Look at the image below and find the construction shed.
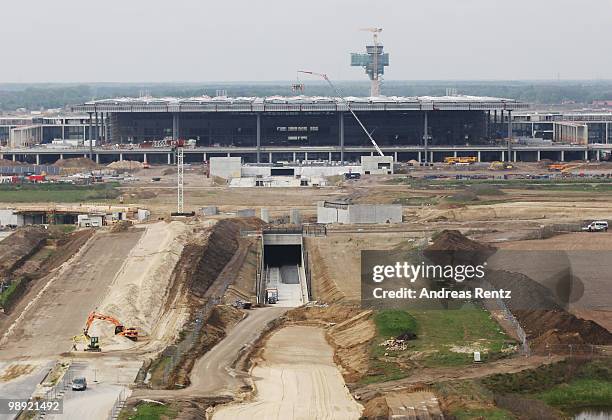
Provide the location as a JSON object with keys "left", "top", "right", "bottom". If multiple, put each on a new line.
{"left": 316, "top": 201, "right": 402, "bottom": 224}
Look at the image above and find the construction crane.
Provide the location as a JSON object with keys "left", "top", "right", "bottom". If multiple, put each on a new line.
{"left": 298, "top": 70, "right": 384, "bottom": 157}
{"left": 83, "top": 311, "right": 138, "bottom": 341}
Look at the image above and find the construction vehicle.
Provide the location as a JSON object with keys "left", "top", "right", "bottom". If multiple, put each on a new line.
{"left": 83, "top": 311, "right": 138, "bottom": 341}
{"left": 85, "top": 336, "right": 101, "bottom": 352}
{"left": 444, "top": 156, "right": 477, "bottom": 165}
{"left": 233, "top": 299, "right": 252, "bottom": 310}
{"left": 265, "top": 288, "right": 279, "bottom": 304}
{"left": 489, "top": 161, "right": 514, "bottom": 170}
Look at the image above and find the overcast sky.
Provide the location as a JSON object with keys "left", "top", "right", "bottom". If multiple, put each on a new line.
{"left": 1, "top": 0, "right": 611, "bottom": 82}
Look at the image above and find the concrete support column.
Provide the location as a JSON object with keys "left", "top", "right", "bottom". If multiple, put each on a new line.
{"left": 423, "top": 111, "right": 429, "bottom": 164}
{"left": 203, "top": 152, "right": 207, "bottom": 162}
{"left": 537, "top": 150, "right": 541, "bottom": 161}
{"left": 501, "top": 151, "right": 505, "bottom": 161}
{"left": 532, "top": 122, "right": 535, "bottom": 138}
{"left": 83, "top": 153, "right": 87, "bottom": 158}
{"left": 60, "top": 153, "right": 64, "bottom": 160}
{"left": 418, "top": 151, "right": 422, "bottom": 162}
{"left": 167, "top": 153, "right": 171, "bottom": 165}
{"left": 88, "top": 112, "right": 93, "bottom": 159}
{"left": 584, "top": 149, "right": 588, "bottom": 161}
{"left": 96, "top": 154, "right": 100, "bottom": 164}
{"left": 256, "top": 113, "right": 261, "bottom": 163}
{"left": 477, "top": 151, "right": 481, "bottom": 162}
{"left": 370, "top": 151, "right": 374, "bottom": 156}
{"left": 304, "top": 152, "right": 308, "bottom": 161}
{"left": 597, "top": 150, "right": 601, "bottom": 161}
{"left": 269, "top": 152, "right": 273, "bottom": 163}
{"left": 507, "top": 110, "right": 513, "bottom": 140}
{"left": 453, "top": 150, "right": 458, "bottom": 158}
{"left": 430, "top": 151, "right": 434, "bottom": 163}
{"left": 513, "top": 151, "right": 517, "bottom": 162}
{"left": 293, "top": 152, "right": 297, "bottom": 162}
{"left": 172, "top": 112, "right": 180, "bottom": 140}
{"left": 394, "top": 151, "right": 398, "bottom": 162}
{"left": 560, "top": 150, "right": 565, "bottom": 162}
{"left": 339, "top": 112, "right": 345, "bottom": 163}
{"left": 95, "top": 111, "right": 99, "bottom": 145}
{"left": 143, "top": 153, "right": 148, "bottom": 163}
{"left": 328, "top": 151, "right": 332, "bottom": 162}
{"left": 0, "top": 153, "right": 3, "bottom": 160}
{"left": 36, "top": 154, "right": 40, "bottom": 165}
{"left": 606, "top": 122, "right": 609, "bottom": 144}
{"left": 227, "top": 152, "right": 231, "bottom": 157}
{"left": 119, "top": 153, "right": 123, "bottom": 162}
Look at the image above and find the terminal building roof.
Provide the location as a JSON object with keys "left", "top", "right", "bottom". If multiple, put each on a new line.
{"left": 73, "top": 95, "right": 528, "bottom": 113}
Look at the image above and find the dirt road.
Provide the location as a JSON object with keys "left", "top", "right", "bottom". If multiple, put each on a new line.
{"left": 353, "top": 354, "right": 564, "bottom": 400}
{"left": 188, "top": 306, "right": 287, "bottom": 396}
{"left": 0, "top": 229, "right": 143, "bottom": 360}
{"left": 212, "top": 325, "right": 362, "bottom": 420}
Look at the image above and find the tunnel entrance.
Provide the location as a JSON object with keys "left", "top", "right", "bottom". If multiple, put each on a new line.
{"left": 264, "top": 244, "right": 302, "bottom": 267}
{"left": 260, "top": 234, "right": 307, "bottom": 307}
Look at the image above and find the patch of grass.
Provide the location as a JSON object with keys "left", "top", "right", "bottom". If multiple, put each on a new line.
{"left": 408, "top": 305, "right": 512, "bottom": 367}
{"left": 374, "top": 310, "right": 417, "bottom": 338}
{"left": 452, "top": 408, "right": 515, "bottom": 420}
{"left": 0, "top": 183, "right": 120, "bottom": 202}
{"left": 0, "top": 279, "right": 21, "bottom": 307}
{"left": 536, "top": 379, "right": 612, "bottom": 410}
{"left": 120, "top": 402, "right": 178, "bottom": 420}
{"left": 392, "top": 196, "right": 439, "bottom": 206}
{"left": 482, "top": 359, "right": 612, "bottom": 395}
{"left": 362, "top": 306, "right": 513, "bottom": 384}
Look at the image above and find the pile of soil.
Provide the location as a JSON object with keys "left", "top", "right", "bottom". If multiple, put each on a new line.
{"left": 0, "top": 159, "right": 25, "bottom": 166}
{"left": 107, "top": 160, "right": 144, "bottom": 170}
{"left": 427, "top": 230, "right": 496, "bottom": 253}
{"left": 110, "top": 220, "right": 132, "bottom": 233}
{"left": 54, "top": 157, "right": 98, "bottom": 169}
{"left": 0, "top": 226, "right": 50, "bottom": 277}
{"left": 516, "top": 309, "right": 612, "bottom": 346}
{"left": 424, "top": 230, "right": 496, "bottom": 265}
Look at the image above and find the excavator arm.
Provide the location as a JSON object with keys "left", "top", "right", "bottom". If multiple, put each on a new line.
{"left": 83, "top": 311, "right": 138, "bottom": 341}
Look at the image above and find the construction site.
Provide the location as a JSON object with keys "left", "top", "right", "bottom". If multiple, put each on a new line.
{"left": 0, "top": 20, "right": 611, "bottom": 420}
{"left": 0, "top": 129, "right": 611, "bottom": 420}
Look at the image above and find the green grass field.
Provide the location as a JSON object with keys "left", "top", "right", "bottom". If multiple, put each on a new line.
{"left": 0, "top": 183, "right": 120, "bottom": 202}
{"left": 387, "top": 176, "right": 612, "bottom": 191}
{"left": 362, "top": 305, "right": 513, "bottom": 384}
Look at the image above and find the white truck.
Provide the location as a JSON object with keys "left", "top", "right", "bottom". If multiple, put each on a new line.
{"left": 582, "top": 221, "right": 609, "bottom": 232}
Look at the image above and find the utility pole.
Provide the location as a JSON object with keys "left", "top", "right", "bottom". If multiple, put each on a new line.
{"left": 177, "top": 146, "right": 184, "bottom": 213}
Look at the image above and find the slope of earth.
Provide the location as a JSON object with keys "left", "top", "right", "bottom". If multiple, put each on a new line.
{"left": 0, "top": 228, "right": 144, "bottom": 360}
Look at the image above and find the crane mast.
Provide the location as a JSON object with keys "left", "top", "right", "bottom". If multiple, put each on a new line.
{"left": 298, "top": 70, "right": 384, "bottom": 157}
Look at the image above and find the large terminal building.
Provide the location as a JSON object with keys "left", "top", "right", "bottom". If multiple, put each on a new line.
{"left": 1, "top": 34, "right": 612, "bottom": 164}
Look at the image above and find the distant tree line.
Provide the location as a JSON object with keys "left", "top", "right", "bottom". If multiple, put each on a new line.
{"left": 1, "top": 81, "right": 612, "bottom": 111}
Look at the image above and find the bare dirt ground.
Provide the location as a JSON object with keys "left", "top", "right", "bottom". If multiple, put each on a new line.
{"left": 490, "top": 232, "right": 612, "bottom": 331}
{"left": 305, "top": 232, "right": 427, "bottom": 302}
{"left": 212, "top": 325, "right": 363, "bottom": 420}
{"left": 0, "top": 229, "right": 144, "bottom": 360}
